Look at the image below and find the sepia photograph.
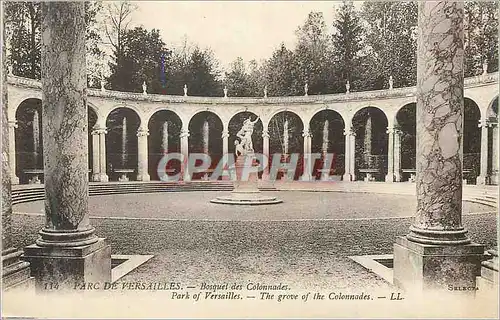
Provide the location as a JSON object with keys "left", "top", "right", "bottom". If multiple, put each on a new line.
{"left": 1, "top": 0, "right": 499, "bottom": 318}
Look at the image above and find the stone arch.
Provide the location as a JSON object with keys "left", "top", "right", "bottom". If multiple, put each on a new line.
{"left": 395, "top": 102, "right": 416, "bottom": 181}
{"left": 104, "top": 104, "right": 145, "bottom": 129}
{"left": 188, "top": 111, "right": 224, "bottom": 179}
{"left": 15, "top": 98, "right": 43, "bottom": 184}
{"left": 105, "top": 107, "right": 141, "bottom": 181}
{"left": 268, "top": 110, "right": 305, "bottom": 180}
{"left": 309, "top": 109, "right": 346, "bottom": 178}
{"left": 265, "top": 108, "right": 305, "bottom": 131}
{"left": 352, "top": 106, "right": 389, "bottom": 181}
{"left": 144, "top": 107, "right": 184, "bottom": 130}
{"left": 228, "top": 111, "right": 263, "bottom": 155}
{"left": 463, "top": 98, "right": 481, "bottom": 183}
{"left": 187, "top": 107, "right": 225, "bottom": 131}
{"left": 147, "top": 110, "right": 183, "bottom": 180}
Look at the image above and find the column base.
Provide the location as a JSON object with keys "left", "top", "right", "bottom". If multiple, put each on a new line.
{"left": 99, "top": 174, "right": 109, "bottom": 182}
{"left": 137, "top": 173, "right": 150, "bottom": 182}
{"left": 2, "top": 248, "right": 34, "bottom": 292}
{"left": 476, "top": 175, "right": 490, "bottom": 185}
{"left": 489, "top": 171, "right": 498, "bottom": 185}
{"left": 342, "top": 173, "right": 354, "bottom": 182}
{"left": 300, "top": 173, "right": 313, "bottom": 182}
{"left": 23, "top": 238, "right": 111, "bottom": 291}
{"left": 11, "top": 175, "right": 19, "bottom": 185}
{"left": 91, "top": 173, "right": 101, "bottom": 182}
{"left": 394, "top": 172, "right": 401, "bottom": 182}
{"left": 393, "top": 236, "right": 484, "bottom": 294}
{"left": 385, "top": 173, "right": 394, "bottom": 182}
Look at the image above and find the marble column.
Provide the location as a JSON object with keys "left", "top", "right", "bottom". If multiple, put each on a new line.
{"left": 301, "top": 128, "right": 312, "bottom": 181}
{"left": 180, "top": 128, "right": 190, "bottom": 181}
{"left": 343, "top": 125, "right": 356, "bottom": 181}
{"left": 262, "top": 128, "right": 270, "bottom": 180}
{"left": 2, "top": 20, "right": 32, "bottom": 290}
{"left": 221, "top": 129, "right": 229, "bottom": 180}
{"left": 98, "top": 128, "right": 109, "bottom": 182}
{"left": 385, "top": 126, "right": 395, "bottom": 182}
{"left": 477, "top": 118, "right": 489, "bottom": 185}
{"left": 393, "top": 128, "right": 402, "bottom": 182}
{"left": 91, "top": 127, "right": 100, "bottom": 182}
{"left": 23, "top": 2, "right": 111, "bottom": 290}
{"left": 8, "top": 121, "right": 19, "bottom": 184}
{"left": 393, "top": 1, "right": 483, "bottom": 294}
{"left": 136, "top": 126, "right": 150, "bottom": 181}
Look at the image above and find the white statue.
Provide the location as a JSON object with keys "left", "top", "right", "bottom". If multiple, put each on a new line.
{"left": 224, "top": 86, "right": 228, "bottom": 98}
{"left": 236, "top": 116, "right": 260, "bottom": 155}
{"left": 100, "top": 79, "right": 105, "bottom": 92}
{"left": 345, "top": 80, "right": 350, "bottom": 94}
{"left": 483, "top": 60, "right": 488, "bottom": 75}
{"left": 184, "top": 84, "right": 188, "bottom": 96}
{"left": 389, "top": 76, "right": 394, "bottom": 90}
{"left": 142, "top": 81, "right": 147, "bottom": 95}
{"left": 264, "top": 85, "right": 268, "bottom": 98}
{"left": 304, "top": 82, "right": 308, "bottom": 96}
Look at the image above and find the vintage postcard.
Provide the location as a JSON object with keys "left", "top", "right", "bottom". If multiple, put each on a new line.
{"left": 1, "top": 1, "right": 498, "bottom": 318}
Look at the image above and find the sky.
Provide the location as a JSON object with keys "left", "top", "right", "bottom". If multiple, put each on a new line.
{"left": 129, "top": 1, "right": 349, "bottom": 71}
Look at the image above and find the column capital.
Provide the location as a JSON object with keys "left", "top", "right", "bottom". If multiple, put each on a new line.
{"left": 302, "top": 129, "right": 311, "bottom": 138}
{"left": 262, "top": 130, "right": 270, "bottom": 138}
{"left": 92, "top": 126, "right": 107, "bottom": 135}
{"left": 343, "top": 127, "right": 355, "bottom": 137}
{"left": 8, "top": 120, "right": 18, "bottom": 129}
{"left": 137, "top": 127, "right": 149, "bottom": 137}
{"left": 180, "top": 129, "right": 190, "bottom": 138}
{"left": 221, "top": 130, "right": 229, "bottom": 138}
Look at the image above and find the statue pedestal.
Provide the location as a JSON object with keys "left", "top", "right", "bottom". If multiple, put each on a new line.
{"left": 211, "top": 153, "right": 282, "bottom": 205}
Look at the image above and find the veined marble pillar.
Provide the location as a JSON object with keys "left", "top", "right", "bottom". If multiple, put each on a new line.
{"left": 393, "top": 1, "right": 483, "bottom": 294}
{"left": 180, "top": 128, "right": 190, "bottom": 181}
{"left": 23, "top": 2, "right": 111, "bottom": 290}
{"left": 8, "top": 121, "right": 19, "bottom": 184}
{"left": 385, "top": 126, "right": 396, "bottom": 182}
{"left": 393, "top": 128, "right": 402, "bottom": 182}
{"left": 477, "top": 119, "right": 489, "bottom": 185}
{"left": 91, "top": 127, "right": 100, "bottom": 181}
{"left": 301, "top": 128, "right": 312, "bottom": 181}
{"left": 262, "top": 128, "right": 270, "bottom": 180}
{"left": 136, "top": 126, "right": 150, "bottom": 181}
{"left": 98, "top": 127, "right": 108, "bottom": 182}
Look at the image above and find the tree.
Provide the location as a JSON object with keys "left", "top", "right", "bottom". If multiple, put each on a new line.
{"left": 331, "top": 1, "right": 364, "bottom": 93}
{"left": 263, "top": 43, "right": 296, "bottom": 96}
{"left": 5, "top": 1, "right": 103, "bottom": 81}
{"left": 107, "top": 27, "right": 171, "bottom": 93}
{"left": 292, "top": 11, "right": 332, "bottom": 94}
{"left": 464, "top": 1, "right": 499, "bottom": 76}
{"left": 186, "top": 47, "right": 222, "bottom": 96}
{"left": 360, "top": 2, "right": 417, "bottom": 90}
{"left": 5, "top": 2, "right": 41, "bottom": 79}
{"left": 224, "top": 57, "right": 250, "bottom": 97}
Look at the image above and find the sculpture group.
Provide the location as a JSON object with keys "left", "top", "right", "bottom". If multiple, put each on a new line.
{"left": 234, "top": 116, "right": 259, "bottom": 156}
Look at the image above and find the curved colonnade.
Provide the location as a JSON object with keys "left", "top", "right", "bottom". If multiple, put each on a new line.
{"left": 6, "top": 73, "right": 499, "bottom": 185}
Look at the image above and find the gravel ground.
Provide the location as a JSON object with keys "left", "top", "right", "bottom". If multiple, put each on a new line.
{"left": 10, "top": 191, "right": 497, "bottom": 291}
{"left": 14, "top": 191, "right": 493, "bottom": 220}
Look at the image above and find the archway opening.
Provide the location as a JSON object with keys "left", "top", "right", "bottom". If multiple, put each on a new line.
{"left": 188, "top": 111, "right": 223, "bottom": 180}
{"left": 148, "top": 110, "right": 182, "bottom": 180}
{"left": 396, "top": 103, "right": 416, "bottom": 181}
{"left": 463, "top": 98, "right": 481, "bottom": 184}
{"left": 105, "top": 107, "right": 141, "bottom": 181}
{"left": 309, "top": 110, "right": 345, "bottom": 180}
{"left": 268, "top": 111, "right": 304, "bottom": 180}
{"left": 352, "top": 107, "right": 388, "bottom": 181}
{"left": 15, "top": 98, "right": 43, "bottom": 184}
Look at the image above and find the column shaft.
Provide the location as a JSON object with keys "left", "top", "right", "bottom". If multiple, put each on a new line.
{"left": 349, "top": 132, "right": 356, "bottom": 180}
{"left": 99, "top": 130, "right": 108, "bottom": 182}
{"left": 136, "top": 127, "right": 150, "bottom": 181}
{"left": 301, "top": 129, "right": 312, "bottom": 181}
{"left": 8, "top": 121, "right": 19, "bottom": 184}
{"left": 91, "top": 130, "right": 100, "bottom": 181}
{"left": 343, "top": 127, "right": 351, "bottom": 181}
{"left": 180, "top": 128, "right": 190, "bottom": 181}
{"left": 385, "top": 127, "right": 395, "bottom": 182}
{"left": 394, "top": 130, "right": 402, "bottom": 182}
{"left": 408, "top": 1, "right": 468, "bottom": 244}
{"left": 477, "top": 121, "right": 489, "bottom": 184}
{"left": 262, "top": 129, "right": 270, "bottom": 180}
